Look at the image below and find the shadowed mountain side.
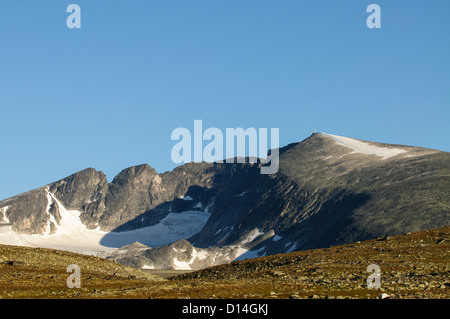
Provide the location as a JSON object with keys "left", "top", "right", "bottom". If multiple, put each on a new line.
{"left": 98, "top": 185, "right": 215, "bottom": 248}
{"left": 104, "top": 190, "right": 372, "bottom": 270}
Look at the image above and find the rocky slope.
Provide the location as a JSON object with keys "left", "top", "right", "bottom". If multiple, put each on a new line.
{"left": 0, "top": 132, "right": 449, "bottom": 270}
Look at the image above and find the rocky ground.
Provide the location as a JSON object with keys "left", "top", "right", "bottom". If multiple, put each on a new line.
{"left": 0, "top": 226, "right": 449, "bottom": 299}
{"left": 172, "top": 226, "right": 450, "bottom": 299}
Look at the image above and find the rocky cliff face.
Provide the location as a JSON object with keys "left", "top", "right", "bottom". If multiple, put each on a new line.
{"left": 1, "top": 133, "right": 449, "bottom": 270}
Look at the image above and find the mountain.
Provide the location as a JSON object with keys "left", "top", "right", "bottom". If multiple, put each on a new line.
{"left": 0, "top": 132, "right": 449, "bottom": 269}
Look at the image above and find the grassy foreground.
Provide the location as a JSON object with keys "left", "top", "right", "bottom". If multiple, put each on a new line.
{"left": 0, "top": 226, "right": 449, "bottom": 299}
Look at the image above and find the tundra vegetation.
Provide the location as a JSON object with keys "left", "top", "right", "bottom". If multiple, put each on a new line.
{"left": 0, "top": 226, "right": 448, "bottom": 299}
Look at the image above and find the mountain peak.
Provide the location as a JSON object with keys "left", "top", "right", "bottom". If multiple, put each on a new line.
{"left": 111, "top": 164, "right": 158, "bottom": 185}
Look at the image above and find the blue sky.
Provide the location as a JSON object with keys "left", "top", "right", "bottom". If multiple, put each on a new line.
{"left": 0, "top": 0, "right": 449, "bottom": 200}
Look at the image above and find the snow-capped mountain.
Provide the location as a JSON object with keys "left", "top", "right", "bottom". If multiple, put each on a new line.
{"left": 1, "top": 132, "right": 449, "bottom": 269}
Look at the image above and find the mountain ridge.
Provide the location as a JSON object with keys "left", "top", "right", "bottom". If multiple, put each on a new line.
{"left": 1, "top": 132, "right": 449, "bottom": 270}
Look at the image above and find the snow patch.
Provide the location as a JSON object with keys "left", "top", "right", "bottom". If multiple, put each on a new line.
{"left": 319, "top": 132, "right": 407, "bottom": 159}
{"left": 0, "top": 206, "right": 10, "bottom": 223}
{"left": 173, "top": 246, "right": 187, "bottom": 253}
{"left": 203, "top": 200, "right": 214, "bottom": 213}
{"left": 172, "top": 247, "right": 211, "bottom": 270}
{"left": 196, "top": 249, "right": 209, "bottom": 260}
{"left": 173, "top": 258, "right": 192, "bottom": 270}
{"left": 44, "top": 188, "right": 60, "bottom": 235}
{"left": 142, "top": 264, "right": 155, "bottom": 270}
{"left": 233, "top": 246, "right": 249, "bottom": 259}
{"left": 286, "top": 242, "right": 298, "bottom": 253}
{"left": 272, "top": 235, "right": 282, "bottom": 242}
{"left": 239, "top": 229, "right": 263, "bottom": 245}
{"left": 235, "top": 246, "right": 266, "bottom": 261}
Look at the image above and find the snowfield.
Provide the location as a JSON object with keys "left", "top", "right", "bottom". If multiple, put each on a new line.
{"left": 0, "top": 189, "right": 211, "bottom": 256}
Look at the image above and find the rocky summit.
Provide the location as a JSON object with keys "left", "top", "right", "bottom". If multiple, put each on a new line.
{"left": 0, "top": 132, "right": 449, "bottom": 270}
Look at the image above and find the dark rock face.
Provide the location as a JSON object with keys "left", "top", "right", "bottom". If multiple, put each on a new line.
{"left": 1, "top": 188, "right": 49, "bottom": 235}
{"left": 0, "top": 133, "right": 449, "bottom": 267}
{"left": 48, "top": 168, "right": 109, "bottom": 230}
{"left": 99, "top": 164, "right": 159, "bottom": 231}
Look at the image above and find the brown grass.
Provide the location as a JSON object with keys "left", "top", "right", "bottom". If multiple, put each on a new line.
{"left": 1, "top": 226, "right": 449, "bottom": 299}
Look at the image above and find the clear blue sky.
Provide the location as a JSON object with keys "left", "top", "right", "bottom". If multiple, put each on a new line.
{"left": 1, "top": 0, "right": 449, "bottom": 200}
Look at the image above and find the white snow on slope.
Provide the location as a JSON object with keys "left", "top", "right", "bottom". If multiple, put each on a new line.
{"left": 272, "top": 235, "right": 282, "bottom": 242}
{"left": 0, "top": 206, "right": 10, "bottom": 223}
{"left": 0, "top": 191, "right": 210, "bottom": 256}
{"left": 142, "top": 264, "right": 155, "bottom": 270}
{"left": 286, "top": 242, "right": 298, "bottom": 253}
{"left": 173, "top": 250, "right": 196, "bottom": 270}
{"left": 235, "top": 246, "right": 266, "bottom": 261}
{"left": 172, "top": 258, "right": 191, "bottom": 270}
{"left": 171, "top": 247, "right": 209, "bottom": 270}
{"left": 0, "top": 224, "right": 26, "bottom": 245}
{"left": 239, "top": 229, "right": 264, "bottom": 245}
{"left": 319, "top": 132, "right": 407, "bottom": 159}
{"left": 0, "top": 191, "right": 109, "bottom": 254}
{"left": 44, "top": 188, "right": 60, "bottom": 235}
{"left": 102, "top": 210, "right": 211, "bottom": 249}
